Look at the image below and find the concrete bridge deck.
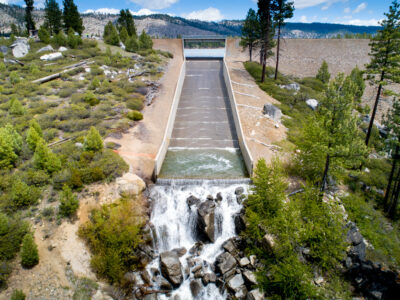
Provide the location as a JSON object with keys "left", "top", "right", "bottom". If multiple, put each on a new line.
{"left": 169, "top": 59, "right": 239, "bottom": 149}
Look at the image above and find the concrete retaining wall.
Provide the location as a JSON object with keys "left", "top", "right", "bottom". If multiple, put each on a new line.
{"left": 222, "top": 59, "right": 254, "bottom": 176}
{"left": 153, "top": 60, "right": 186, "bottom": 180}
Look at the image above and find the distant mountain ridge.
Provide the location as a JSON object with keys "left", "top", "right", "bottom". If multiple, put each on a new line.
{"left": 0, "top": 2, "right": 380, "bottom": 39}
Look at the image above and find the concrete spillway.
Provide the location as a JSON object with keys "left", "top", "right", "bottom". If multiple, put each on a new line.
{"left": 158, "top": 59, "right": 248, "bottom": 179}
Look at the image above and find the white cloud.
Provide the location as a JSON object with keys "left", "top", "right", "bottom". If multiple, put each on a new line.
{"left": 182, "top": 7, "right": 224, "bottom": 22}
{"left": 129, "top": 0, "right": 178, "bottom": 10}
{"left": 344, "top": 7, "right": 351, "bottom": 13}
{"left": 353, "top": 2, "right": 367, "bottom": 14}
{"left": 293, "top": 0, "right": 342, "bottom": 9}
{"left": 321, "top": 4, "right": 329, "bottom": 10}
{"left": 340, "top": 18, "right": 381, "bottom": 26}
{"left": 130, "top": 8, "right": 158, "bottom": 16}
{"left": 84, "top": 8, "right": 120, "bottom": 15}
{"left": 299, "top": 15, "right": 308, "bottom": 23}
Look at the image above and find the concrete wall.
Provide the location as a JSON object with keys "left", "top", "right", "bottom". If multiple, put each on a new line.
{"left": 222, "top": 59, "right": 254, "bottom": 176}
{"left": 153, "top": 60, "right": 186, "bottom": 180}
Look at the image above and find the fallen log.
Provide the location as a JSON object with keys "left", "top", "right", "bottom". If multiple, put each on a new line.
{"left": 32, "top": 60, "right": 93, "bottom": 84}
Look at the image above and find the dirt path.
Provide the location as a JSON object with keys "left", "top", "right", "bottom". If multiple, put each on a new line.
{"left": 226, "top": 39, "right": 288, "bottom": 165}
{"left": 105, "top": 39, "right": 183, "bottom": 181}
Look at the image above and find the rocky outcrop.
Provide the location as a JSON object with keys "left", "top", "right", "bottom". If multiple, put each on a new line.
{"left": 263, "top": 104, "right": 282, "bottom": 122}
{"left": 279, "top": 83, "right": 300, "bottom": 91}
{"left": 215, "top": 252, "right": 237, "bottom": 274}
{"left": 159, "top": 251, "right": 183, "bottom": 288}
{"left": 306, "top": 99, "right": 319, "bottom": 110}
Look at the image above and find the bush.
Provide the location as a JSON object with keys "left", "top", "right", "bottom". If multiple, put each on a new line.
{"left": 126, "top": 95, "right": 144, "bottom": 111}
{"left": 79, "top": 198, "right": 145, "bottom": 283}
{"left": 9, "top": 97, "right": 25, "bottom": 115}
{"left": 59, "top": 185, "right": 79, "bottom": 218}
{"left": 53, "top": 31, "right": 67, "bottom": 47}
{"left": 9, "top": 71, "right": 20, "bottom": 85}
{"left": 38, "top": 26, "right": 51, "bottom": 44}
{"left": 0, "top": 213, "right": 29, "bottom": 261}
{"left": 125, "top": 36, "right": 140, "bottom": 53}
{"left": 126, "top": 110, "right": 143, "bottom": 121}
{"left": 84, "top": 127, "right": 103, "bottom": 152}
{"left": 103, "top": 21, "right": 120, "bottom": 46}
{"left": 67, "top": 28, "right": 82, "bottom": 49}
{"left": 139, "top": 30, "right": 153, "bottom": 50}
{"left": 10, "top": 178, "right": 40, "bottom": 208}
{"left": 20, "top": 233, "right": 39, "bottom": 268}
{"left": 33, "top": 138, "right": 62, "bottom": 174}
{"left": 83, "top": 92, "right": 99, "bottom": 106}
{"left": 0, "top": 261, "right": 12, "bottom": 289}
{"left": 10, "top": 289, "right": 26, "bottom": 300}
{"left": 59, "top": 87, "right": 75, "bottom": 98}
{"left": 0, "top": 124, "right": 22, "bottom": 169}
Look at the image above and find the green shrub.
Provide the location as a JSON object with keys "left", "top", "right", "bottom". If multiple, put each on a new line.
{"left": 103, "top": 21, "right": 120, "bottom": 46}
{"left": 139, "top": 30, "right": 153, "bottom": 50}
{"left": 20, "top": 233, "right": 39, "bottom": 268}
{"left": 90, "top": 66, "right": 104, "bottom": 76}
{"left": 9, "top": 71, "right": 20, "bottom": 85}
{"left": 33, "top": 138, "right": 62, "bottom": 174}
{"left": 59, "top": 87, "right": 75, "bottom": 98}
{"left": 10, "top": 178, "right": 40, "bottom": 208}
{"left": 126, "top": 36, "right": 140, "bottom": 52}
{"left": 10, "top": 289, "right": 26, "bottom": 300}
{"left": 53, "top": 31, "right": 67, "bottom": 47}
{"left": 0, "top": 261, "right": 12, "bottom": 289}
{"left": 79, "top": 198, "right": 145, "bottom": 283}
{"left": 59, "top": 185, "right": 79, "bottom": 218}
{"left": 71, "top": 93, "right": 84, "bottom": 104}
{"left": 67, "top": 28, "right": 82, "bottom": 49}
{"left": 126, "top": 95, "right": 144, "bottom": 110}
{"left": 89, "top": 77, "right": 100, "bottom": 90}
{"left": 84, "top": 127, "right": 103, "bottom": 152}
{"left": 9, "top": 97, "right": 25, "bottom": 115}
{"left": 0, "top": 213, "right": 28, "bottom": 261}
{"left": 83, "top": 92, "right": 99, "bottom": 106}
{"left": 126, "top": 110, "right": 143, "bottom": 121}
{"left": 0, "top": 124, "right": 22, "bottom": 169}
{"left": 30, "top": 63, "right": 40, "bottom": 75}
{"left": 38, "top": 26, "right": 51, "bottom": 44}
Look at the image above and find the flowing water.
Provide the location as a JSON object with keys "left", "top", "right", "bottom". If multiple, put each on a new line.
{"left": 147, "top": 181, "right": 248, "bottom": 299}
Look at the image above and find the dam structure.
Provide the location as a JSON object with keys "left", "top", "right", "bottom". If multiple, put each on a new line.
{"left": 153, "top": 36, "right": 253, "bottom": 181}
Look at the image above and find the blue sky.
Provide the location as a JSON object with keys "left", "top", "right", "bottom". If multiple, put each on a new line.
{"left": 1, "top": 0, "right": 392, "bottom": 25}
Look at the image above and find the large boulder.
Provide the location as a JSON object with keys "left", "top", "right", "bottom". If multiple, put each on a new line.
{"left": 215, "top": 252, "right": 237, "bottom": 275}
{"left": 246, "top": 289, "right": 264, "bottom": 300}
{"left": 306, "top": 99, "right": 319, "bottom": 110}
{"left": 37, "top": 45, "right": 54, "bottom": 53}
{"left": 195, "top": 200, "right": 216, "bottom": 242}
{"left": 40, "top": 52, "right": 63, "bottom": 61}
{"left": 11, "top": 38, "right": 30, "bottom": 58}
{"left": 243, "top": 270, "right": 257, "bottom": 286}
{"left": 59, "top": 46, "right": 68, "bottom": 52}
{"left": 159, "top": 251, "right": 183, "bottom": 287}
{"left": 116, "top": 173, "right": 146, "bottom": 196}
{"left": 227, "top": 274, "right": 246, "bottom": 294}
{"left": 263, "top": 104, "right": 282, "bottom": 122}
{"left": 190, "top": 279, "right": 203, "bottom": 297}
{"left": 262, "top": 233, "right": 276, "bottom": 253}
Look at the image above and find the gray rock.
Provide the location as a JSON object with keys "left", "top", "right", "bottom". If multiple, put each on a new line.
{"left": 216, "top": 192, "right": 223, "bottom": 201}
{"left": 246, "top": 289, "right": 264, "bottom": 300}
{"left": 158, "top": 276, "right": 173, "bottom": 290}
{"left": 235, "top": 285, "right": 248, "bottom": 300}
{"left": 194, "top": 267, "right": 204, "bottom": 279}
{"left": 234, "top": 212, "right": 246, "bottom": 234}
{"left": 37, "top": 45, "right": 54, "bottom": 53}
{"left": 235, "top": 187, "right": 244, "bottom": 195}
{"left": 239, "top": 257, "right": 250, "bottom": 267}
{"left": 59, "top": 46, "right": 68, "bottom": 52}
{"left": 40, "top": 52, "right": 63, "bottom": 61}
{"left": 75, "top": 142, "right": 84, "bottom": 148}
{"left": 202, "top": 272, "right": 217, "bottom": 285}
{"left": 249, "top": 255, "right": 257, "bottom": 266}
{"left": 263, "top": 104, "right": 282, "bottom": 122}
{"left": 0, "top": 46, "right": 8, "bottom": 55}
{"left": 11, "top": 38, "right": 30, "bottom": 58}
{"left": 280, "top": 83, "right": 300, "bottom": 91}
{"left": 195, "top": 200, "right": 216, "bottom": 242}
{"left": 190, "top": 279, "right": 203, "bottom": 298}
{"left": 306, "top": 99, "right": 319, "bottom": 110}
{"left": 172, "top": 247, "right": 187, "bottom": 257}
{"left": 159, "top": 251, "right": 183, "bottom": 287}
{"left": 187, "top": 195, "right": 200, "bottom": 206}
{"left": 216, "top": 252, "right": 237, "bottom": 274}
{"left": 227, "top": 274, "right": 245, "bottom": 293}
{"left": 222, "top": 239, "right": 236, "bottom": 253}
{"left": 243, "top": 271, "right": 257, "bottom": 286}
{"left": 262, "top": 233, "right": 276, "bottom": 252}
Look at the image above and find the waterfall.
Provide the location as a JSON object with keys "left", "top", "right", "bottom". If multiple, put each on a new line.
{"left": 146, "top": 181, "right": 247, "bottom": 299}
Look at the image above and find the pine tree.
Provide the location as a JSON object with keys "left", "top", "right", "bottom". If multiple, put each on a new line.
{"left": 20, "top": 233, "right": 39, "bottom": 268}
{"left": 117, "top": 9, "right": 136, "bottom": 37}
{"left": 297, "top": 73, "right": 367, "bottom": 194}
{"left": 33, "top": 138, "right": 61, "bottom": 173}
{"left": 273, "top": 0, "right": 294, "bottom": 80}
{"left": 240, "top": 8, "right": 260, "bottom": 62}
{"left": 44, "top": 0, "right": 62, "bottom": 35}
{"left": 365, "top": 0, "right": 400, "bottom": 146}
{"left": 84, "top": 127, "right": 103, "bottom": 152}
{"left": 38, "top": 26, "right": 50, "bottom": 44}
{"left": 26, "top": 120, "right": 42, "bottom": 151}
{"left": 0, "top": 124, "right": 22, "bottom": 169}
{"left": 125, "top": 36, "right": 140, "bottom": 52}
{"left": 349, "top": 66, "right": 366, "bottom": 103}
{"left": 59, "top": 185, "right": 79, "bottom": 218}
{"left": 258, "top": 0, "right": 278, "bottom": 82}
{"left": 62, "top": 0, "right": 84, "bottom": 35}
{"left": 139, "top": 30, "right": 153, "bottom": 50}
{"left": 384, "top": 98, "right": 400, "bottom": 218}
{"left": 24, "top": 0, "right": 36, "bottom": 33}
{"left": 119, "top": 26, "right": 129, "bottom": 44}
{"left": 316, "top": 60, "right": 330, "bottom": 84}
{"left": 9, "top": 98, "right": 25, "bottom": 115}
{"left": 103, "top": 21, "right": 120, "bottom": 46}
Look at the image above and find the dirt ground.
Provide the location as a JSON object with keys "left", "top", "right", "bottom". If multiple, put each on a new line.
{"left": 105, "top": 39, "right": 184, "bottom": 181}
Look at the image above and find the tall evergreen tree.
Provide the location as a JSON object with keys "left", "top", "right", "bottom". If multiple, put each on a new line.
{"left": 24, "top": 0, "right": 36, "bottom": 33}
{"left": 297, "top": 74, "right": 367, "bottom": 194}
{"left": 62, "top": 0, "right": 84, "bottom": 35}
{"left": 273, "top": 0, "right": 294, "bottom": 80}
{"left": 117, "top": 9, "right": 136, "bottom": 37}
{"left": 103, "top": 21, "right": 120, "bottom": 46}
{"left": 365, "top": 0, "right": 400, "bottom": 146}
{"left": 240, "top": 8, "right": 260, "bottom": 62}
{"left": 316, "top": 60, "right": 331, "bottom": 84}
{"left": 384, "top": 98, "right": 400, "bottom": 218}
{"left": 44, "top": 0, "right": 62, "bottom": 35}
{"left": 258, "top": 0, "right": 278, "bottom": 82}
